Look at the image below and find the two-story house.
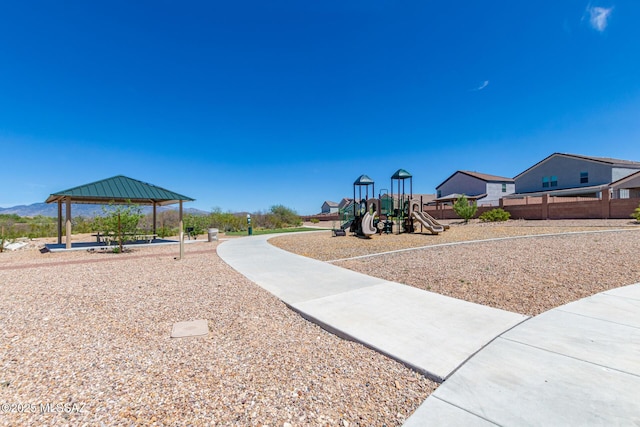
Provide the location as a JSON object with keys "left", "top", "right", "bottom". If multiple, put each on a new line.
{"left": 436, "top": 171, "right": 515, "bottom": 206}
{"left": 514, "top": 153, "right": 640, "bottom": 197}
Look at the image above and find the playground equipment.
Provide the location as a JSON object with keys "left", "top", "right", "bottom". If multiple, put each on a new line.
{"left": 390, "top": 169, "right": 413, "bottom": 234}
{"left": 337, "top": 169, "right": 449, "bottom": 237}
{"left": 408, "top": 199, "right": 449, "bottom": 234}
{"left": 341, "top": 175, "right": 378, "bottom": 237}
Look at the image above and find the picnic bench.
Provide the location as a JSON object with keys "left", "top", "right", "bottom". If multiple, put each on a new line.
{"left": 92, "top": 232, "right": 158, "bottom": 245}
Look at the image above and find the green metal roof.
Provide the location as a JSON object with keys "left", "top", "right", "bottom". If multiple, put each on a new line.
{"left": 353, "top": 174, "right": 375, "bottom": 186}
{"left": 391, "top": 169, "right": 412, "bottom": 179}
{"left": 45, "top": 175, "right": 195, "bottom": 206}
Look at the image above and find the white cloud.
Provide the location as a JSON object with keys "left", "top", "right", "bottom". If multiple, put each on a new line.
{"left": 471, "top": 80, "right": 489, "bottom": 91}
{"left": 587, "top": 5, "right": 613, "bottom": 32}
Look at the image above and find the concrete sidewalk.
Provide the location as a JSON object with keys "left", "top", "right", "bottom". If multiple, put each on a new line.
{"left": 404, "top": 283, "right": 640, "bottom": 426}
{"left": 219, "top": 233, "right": 640, "bottom": 425}
{"left": 217, "top": 233, "right": 528, "bottom": 382}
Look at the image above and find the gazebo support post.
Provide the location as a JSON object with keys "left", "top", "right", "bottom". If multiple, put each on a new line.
{"left": 179, "top": 200, "right": 184, "bottom": 260}
{"left": 152, "top": 202, "right": 157, "bottom": 235}
{"left": 65, "top": 197, "right": 72, "bottom": 249}
{"left": 57, "top": 200, "right": 62, "bottom": 245}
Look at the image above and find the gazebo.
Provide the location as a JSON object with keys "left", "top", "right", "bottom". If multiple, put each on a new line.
{"left": 45, "top": 175, "right": 195, "bottom": 253}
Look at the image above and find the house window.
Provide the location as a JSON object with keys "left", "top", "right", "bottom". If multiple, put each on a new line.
{"left": 542, "top": 176, "right": 558, "bottom": 188}
{"left": 437, "top": 190, "right": 441, "bottom": 198}
{"left": 580, "top": 171, "right": 589, "bottom": 184}
{"left": 502, "top": 183, "right": 507, "bottom": 192}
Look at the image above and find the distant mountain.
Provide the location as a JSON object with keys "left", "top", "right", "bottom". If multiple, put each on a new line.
{"left": 0, "top": 203, "right": 209, "bottom": 218}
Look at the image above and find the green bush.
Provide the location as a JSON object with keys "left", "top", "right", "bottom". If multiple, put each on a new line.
{"left": 479, "top": 208, "right": 511, "bottom": 222}
{"left": 265, "top": 205, "right": 302, "bottom": 229}
{"left": 631, "top": 203, "right": 640, "bottom": 222}
{"left": 156, "top": 226, "right": 176, "bottom": 238}
{"left": 310, "top": 218, "right": 320, "bottom": 224}
{"left": 93, "top": 201, "right": 144, "bottom": 253}
{"left": 452, "top": 195, "right": 478, "bottom": 223}
{"left": 184, "top": 213, "right": 209, "bottom": 236}
{"left": 209, "top": 208, "right": 245, "bottom": 232}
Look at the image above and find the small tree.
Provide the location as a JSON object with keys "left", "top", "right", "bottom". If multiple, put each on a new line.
{"left": 94, "top": 202, "right": 143, "bottom": 253}
{"left": 453, "top": 195, "right": 478, "bottom": 223}
{"left": 631, "top": 203, "right": 640, "bottom": 223}
{"left": 267, "top": 205, "right": 302, "bottom": 228}
{"left": 0, "top": 227, "right": 7, "bottom": 253}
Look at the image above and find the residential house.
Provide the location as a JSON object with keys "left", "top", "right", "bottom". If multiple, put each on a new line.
{"left": 321, "top": 200, "right": 339, "bottom": 214}
{"left": 513, "top": 153, "right": 640, "bottom": 197}
{"left": 435, "top": 171, "right": 515, "bottom": 206}
{"left": 610, "top": 170, "right": 640, "bottom": 199}
{"left": 338, "top": 197, "right": 353, "bottom": 210}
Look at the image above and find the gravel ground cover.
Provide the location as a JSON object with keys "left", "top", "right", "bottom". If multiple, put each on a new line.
{"left": 272, "top": 220, "right": 640, "bottom": 316}
{"left": 1, "top": 241, "right": 436, "bottom": 426}
{"left": 277, "top": 219, "right": 639, "bottom": 262}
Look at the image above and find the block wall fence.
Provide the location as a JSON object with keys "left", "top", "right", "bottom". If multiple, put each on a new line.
{"left": 305, "top": 194, "right": 640, "bottom": 222}
{"left": 423, "top": 193, "right": 640, "bottom": 221}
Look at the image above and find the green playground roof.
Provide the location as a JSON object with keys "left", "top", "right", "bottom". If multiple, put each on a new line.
{"left": 45, "top": 175, "right": 195, "bottom": 206}
{"left": 354, "top": 174, "right": 375, "bottom": 186}
{"left": 391, "top": 169, "right": 412, "bottom": 179}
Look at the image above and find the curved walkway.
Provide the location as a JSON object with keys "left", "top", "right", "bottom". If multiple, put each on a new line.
{"left": 217, "top": 233, "right": 527, "bottom": 383}
{"left": 218, "top": 233, "right": 640, "bottom": 425}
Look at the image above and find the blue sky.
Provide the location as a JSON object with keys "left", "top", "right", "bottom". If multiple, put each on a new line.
{"left": 1, "top": 1, "right": 639, "bottom": 215}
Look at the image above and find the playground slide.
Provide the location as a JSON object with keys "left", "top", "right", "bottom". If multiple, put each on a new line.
{"left": 411, "top": 211, "right": 445, "bottom": 234}
{"left": 421, "top": 211, "right": 450, "bottom": 230}
{"left": 341, "top": 219, "right": 354, "bottom": 231}
{"left": 361, "top": 212, "right": 377, "bottom": 236}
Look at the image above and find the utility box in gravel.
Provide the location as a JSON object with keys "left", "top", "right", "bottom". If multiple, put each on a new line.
{"left": 208, "top": 228, "right": 218, "bottom": 242}
{"left": 171, "top": 319, "right": 209, "bottom": 338}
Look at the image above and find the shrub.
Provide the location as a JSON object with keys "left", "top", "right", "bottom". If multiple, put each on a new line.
{"left": 254, "top": 205, "right": 302, "bottom": 229}
{"left": 479, "top": 208, "right": 511, "bottom": 222}
{"left": 184, "top": 213, "right": 209, "bottom": 236}
{"left": 310, "top": 218, "right": 320, "bottom": 224}
{"left": 156, "top": 226, "right": 176, "bottom": 238}
{"left": 452, "top": 195, "right": 478, "bottom": 223}
{"left": 631, "top": 203, "right": 640, "bottom": 222}
{"left": 209, "top": 208, "right": 245, "bottom": 232}
{"left": 268, "top": 205, "right": 302, "bottom": 228}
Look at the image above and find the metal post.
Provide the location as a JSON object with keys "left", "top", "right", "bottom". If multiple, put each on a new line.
{"left": 247, "top": 214, "right": 252, "bottom": 236}
{"left": 152, "top": 202, "right": 157, "bottom": 235}
{"left": 57, "top": 200, "right": 62, "bottom": 245}
{"left": 65, "top": 197, "right": 72, "bottom": 249}
{"left": 179, "top": 201, "right": 184, "bottom": 260}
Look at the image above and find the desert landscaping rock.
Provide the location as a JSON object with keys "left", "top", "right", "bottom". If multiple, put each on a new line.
{"left": 2, "top": 220, "right": 639, "bottom": 425}
{"left": 0, "top": 240, "right": 435, "bottom": 426}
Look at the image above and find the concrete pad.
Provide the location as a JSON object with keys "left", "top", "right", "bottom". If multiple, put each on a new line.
{"left": 4, "top": 242, "right": 28, "bottom": 251}
{"left": 217, "top": 234, "right": 388, "bottom": 304}
{"left": 171, "top": 319, "right": 209, "bottom": 338}
{"left": 502, "top": 309, "right": 640, "bottom": 376}
{"left": 602, "top": 282, "right": 640, "bottom": 300}
{"left": 557, "top": 292, "right": 640, "bottom": 328}
{"left": 430, "top": 338, "right": 640, "bottom": 426}
{"left": 403, "top": 396, "right": 498, "bottom": 427}
{"left": 292, "top": 282, "right": 527, "bottom": 381}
